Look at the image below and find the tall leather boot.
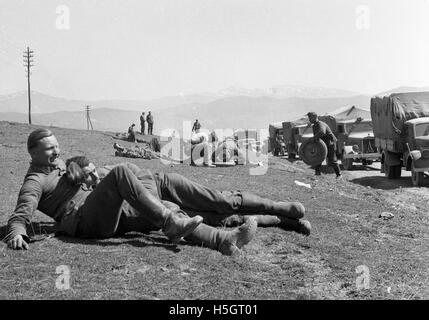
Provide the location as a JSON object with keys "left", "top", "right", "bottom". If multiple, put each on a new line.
{"left": 163, "top": 214, "right": 203, "bottom": 243}
{"left": 185, "top": 216, "right": 258, "bottom": 255}
{"left": 253, "top": 215, "right": 311, "bottom": 236}
{"left": 239, "top": 192, "right": 305, "bottom": 219}
{"left": 333, "top": 163, "right": 342, "bottom": 178}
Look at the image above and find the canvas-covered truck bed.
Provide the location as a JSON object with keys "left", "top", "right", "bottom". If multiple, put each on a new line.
{"left": 370, "top": 92, "right": 429, "bottom": 154}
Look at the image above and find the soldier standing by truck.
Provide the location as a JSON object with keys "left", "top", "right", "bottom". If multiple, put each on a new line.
{"left": 307, "top": 112, "right": 342, "bottom": 178}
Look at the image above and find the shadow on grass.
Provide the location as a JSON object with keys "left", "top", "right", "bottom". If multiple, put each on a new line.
{"left": 0, "top": 221, "right": 59, "bottom": 243}
{"left": 57, "top": 232, "right": 181, "bottom": 253}
{"left": 0, "top": 222, "right": 181, "bottom": 253}
{"left": 349, "top": 175, "right": 423, "bottom": 190}
{"left": 340, "top": 164, "right": 380, "bottom": 172}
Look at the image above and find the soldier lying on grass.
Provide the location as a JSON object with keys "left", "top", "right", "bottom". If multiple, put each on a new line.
{"left": 4, "top": 128, "right": 310, "bottom": 256}
{"left": 4, "top": 129, "right": 203, "bottom": 251}
{"left": 66, "top": 156, "right": 312, "bottom": 244}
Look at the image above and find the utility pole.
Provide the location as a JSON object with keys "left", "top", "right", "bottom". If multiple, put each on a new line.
{"left": 85, "top": 105, "right": 93, "bottom": 131}
{"left": 23, "top": 46, "right": 34, "bottom": 124}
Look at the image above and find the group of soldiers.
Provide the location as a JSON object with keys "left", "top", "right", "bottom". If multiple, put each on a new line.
{"left": 126, "top": 111, "right": 155, "bottom": 143}
{"left": 140, "top": 111, "right": 154, "bottom": 135}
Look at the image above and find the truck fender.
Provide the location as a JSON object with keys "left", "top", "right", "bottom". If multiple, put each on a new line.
{"left": 383, "top": 151, "right": 401, "bottom": 166}
{"left": 409, "top": 150, "right": 422, "bottom": 162}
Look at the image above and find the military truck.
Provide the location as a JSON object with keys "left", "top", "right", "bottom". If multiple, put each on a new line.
{"left": 370, "top": 92, "right": 429, "bottom": 186}
{"left": 319, "top": 114, "right": 381, "bottom": 170}
{"left": 268, "top": 123, "right": 286, "bottom": 156}
{"left": 282, "top": 120, "right": 312, "bottom": 159}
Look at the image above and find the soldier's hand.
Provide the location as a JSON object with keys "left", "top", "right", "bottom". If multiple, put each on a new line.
{"left": 7, "top": 234, "right": 29, "bottom": 250}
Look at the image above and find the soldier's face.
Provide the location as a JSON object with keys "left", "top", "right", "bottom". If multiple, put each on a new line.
{"left": 308, "top": 115, "right": 317, "bottom": 123}
{"left": 83, "top": 162, "right": 100, "bottom": 187}
{"left": 30, "top": 135, "right": 60, "bottom": 167}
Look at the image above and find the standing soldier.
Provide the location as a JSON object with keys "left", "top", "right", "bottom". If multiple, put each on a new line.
{"left": 192, "top": 119, "right": 201, "bottom": 133}
{"left": 140, "top": 112, "right": 146, "bottom": 135}
{"left": 307, "top": 112, "right": 341, "bottom": 178}
{"left": 147, "top": 111, "right": 154, "bottom": 135}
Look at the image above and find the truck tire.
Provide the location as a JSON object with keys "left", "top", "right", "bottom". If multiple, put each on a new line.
{"left": 411, "top": 163, "right": 424, "bottom": 187}
{"left": 384, "top": 162, "right": 402, "bottom": 179}
{"left": 288, "top": 153, "right": 296, "bottom": 160}
{"left": 299, "top": 139, "right": 327, "bottom": 166}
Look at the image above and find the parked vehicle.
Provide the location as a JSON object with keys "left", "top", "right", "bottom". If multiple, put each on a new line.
{"left": 268, "top": 123, "right": 286, "bottom": 156}
{"left": 370, "top": 92, "right": 429, "bottom": 186}
{"left": 318, "top": 114, "right": 381, "bottom": 170}
{"left": 282, "top": 120, "right": 312, "bottom": 159}
{"left": 234, "top": 128, "right": 261, "bottom": 164}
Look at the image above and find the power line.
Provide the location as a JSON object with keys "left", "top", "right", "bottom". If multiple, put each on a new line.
{"left": 23, "top": 46, "right": 34, "bottom": 124}
{"left": 85, "top": 105, "right": 94, "bottom": 131}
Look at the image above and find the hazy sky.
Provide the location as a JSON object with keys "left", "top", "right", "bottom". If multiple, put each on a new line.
{"left": 1, "top": 0, "right": 429, "bottom": 100}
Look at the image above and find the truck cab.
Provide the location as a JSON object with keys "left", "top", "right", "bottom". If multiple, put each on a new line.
{"left": 337, "top": 118, "right": 381, "bottom": 170}
{"left": 403, "top": 117, "right": 429, "bottom": 186}
{"left": 282, "top": 121, "right": 312, "bottom": 159}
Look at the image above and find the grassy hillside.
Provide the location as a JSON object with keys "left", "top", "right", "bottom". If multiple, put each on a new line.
{"left": 0, "top": 121, "right": 427, "bottom": 299}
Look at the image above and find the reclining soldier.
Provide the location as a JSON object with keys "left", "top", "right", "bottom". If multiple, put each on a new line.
{"left": 5, "top": 129, "right": 203, "bottom": 252}
{"left": 70, "top": 156, "right": 312, "bottom": 238}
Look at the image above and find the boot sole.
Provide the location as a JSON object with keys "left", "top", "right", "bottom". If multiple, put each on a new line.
{"left": 236, "top": 216, "right": 258, "bottom": 248}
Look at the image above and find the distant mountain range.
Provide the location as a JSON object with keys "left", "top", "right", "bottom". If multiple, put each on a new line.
{"left": 0, "top": 85, "right": 426, "bottom": 133}
{"left": 0, "top": 85, "right": 361, "bottom": 114}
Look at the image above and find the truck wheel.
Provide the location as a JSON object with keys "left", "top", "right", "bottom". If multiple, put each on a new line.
{"left": 274, "top": 149, "right": 279, "bottom": 156}
{"left": 393, "top": 165, "right": 402, "bottom": 178}
{"left": 411, "top": 164, "right": 424, "bottom": 187}
{"left": 384, "top": 162, "right": 402, "bottom": 179}
{"left": 343, "top": 158, "right": 354, "bottom": 170}
{"left": 288, "top": 153, "right": 296, "bottom": 160}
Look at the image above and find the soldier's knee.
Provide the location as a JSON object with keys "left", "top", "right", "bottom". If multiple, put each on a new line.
{"left": 112, "top": 164, "right": 131, "bottom": 176}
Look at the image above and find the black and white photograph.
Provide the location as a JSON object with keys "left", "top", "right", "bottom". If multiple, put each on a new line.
{"left": 0, "top": 0, "right": 428, "bottom": 304}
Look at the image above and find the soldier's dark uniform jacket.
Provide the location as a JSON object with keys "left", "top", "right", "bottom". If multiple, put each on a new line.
{"left": 312, "top": 120, "right": 337, "bottom": 148}
{"left": 192, "top": 121, "right": 201, "bottom": 132}
{"left": 311, "top": 120, "right": 339, "bottom": 171}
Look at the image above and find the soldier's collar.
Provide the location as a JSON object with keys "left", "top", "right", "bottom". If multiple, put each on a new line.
{"left": 29, "top": 159, "right": 66, "bottom": 175}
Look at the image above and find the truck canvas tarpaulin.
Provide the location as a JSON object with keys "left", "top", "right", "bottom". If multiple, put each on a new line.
{"left": 371, "top": 92, "right": 429, "bottom": 153}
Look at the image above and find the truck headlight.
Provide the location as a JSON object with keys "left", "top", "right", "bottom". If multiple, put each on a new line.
{"left": 352, "top": 144, "right": 360, "bottom": 152}
{"left": 422, "top": 149, "right": 429, "bottom": 159}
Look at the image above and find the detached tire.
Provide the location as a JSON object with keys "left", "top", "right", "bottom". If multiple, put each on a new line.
{"left": 299, "top": 139, "right": 328, "bottom": 166}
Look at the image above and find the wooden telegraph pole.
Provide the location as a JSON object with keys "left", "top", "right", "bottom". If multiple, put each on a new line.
{"left": 85, "top": 105, "right": 94, "bottom": 130}
{"left": 23, "top": 47, "right": 34, "bottom": 125}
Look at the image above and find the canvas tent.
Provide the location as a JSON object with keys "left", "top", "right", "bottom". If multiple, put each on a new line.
{"left": 319, "top": 105, "right": 371, "bottom": 135}
{"left": 325, "top": 105, "right": 371, "bottom": 121}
